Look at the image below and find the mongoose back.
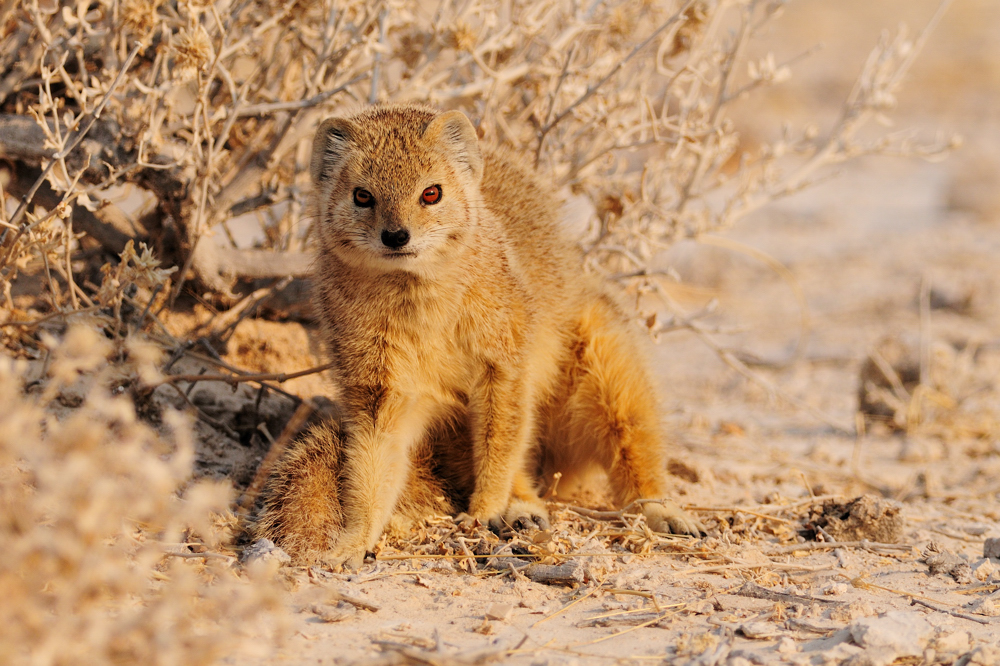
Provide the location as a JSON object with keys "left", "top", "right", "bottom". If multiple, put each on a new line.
{"left": 255, "top": 104, "right": 702, "bottom": 568}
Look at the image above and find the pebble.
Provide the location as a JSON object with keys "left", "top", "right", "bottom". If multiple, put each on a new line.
{"left": 485, "top": 602, "right": 513, "bottom": 621}
{"left": 971, "top": 558, "right": 996, "bottom": 582}
{"left": 739, "top": 622, "right": 781, "bottom": 639}
{"left": 960, "top": 645, "right": 1000, "bottom": 666}
{"left": 241, "top": 538, "right": 291, "bottom": 566}
{"left": 775, "top": 637, "right": 798, "bottom": 654}
{"left": 963, "top": 593, "right": 1000, "bottom": 617}
{"left": 984, "top": 537, "right": 1000, "bottom": 560}
{"left": 849, "top": 611, "right": 933, "bottom": 658}
{"left": 924, "top": 548, "right": 973, "bottom": 583}
{"left": 931, "top": 630, "right": 970, "bottom": 656}
{"left": 689, "top": 599, "right": 716, "bottom": 614}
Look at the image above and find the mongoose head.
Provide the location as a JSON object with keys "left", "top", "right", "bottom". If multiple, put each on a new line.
{"left": 310, "top": 104, "right": 484, "bottom": 275}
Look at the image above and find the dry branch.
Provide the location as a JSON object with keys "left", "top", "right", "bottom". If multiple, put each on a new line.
{"left": 735, "top": 581, "right": 839, "bottom": 606}
{"left": 4, "top": 43, "right": 140, "bottom": 235}
{"left": 328, "top": 589, "right": 381, "bottom": 613}
{"left": 909, "top": 598, "right": 993, "bottom": 626}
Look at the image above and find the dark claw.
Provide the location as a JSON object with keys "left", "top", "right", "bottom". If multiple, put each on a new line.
{"left": 487, "top": 516, "right": 506, "bottom": 536}
{"left": 513, "top": 516, "right": 538, "bottom": 531}
{"left": 532, "top": 514, "right": 550, "bottom": 530}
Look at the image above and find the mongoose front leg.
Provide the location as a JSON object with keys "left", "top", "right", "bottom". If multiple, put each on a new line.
{"left": 503, "top": 471, "right": 550, "bottom": 531}
{"left": 324, "top": 386, "right": 427, "bottom": 570}
{"left": 465, "top": 363, "right": 535, "bottom": 533}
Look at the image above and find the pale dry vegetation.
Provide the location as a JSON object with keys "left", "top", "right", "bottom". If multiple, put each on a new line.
{"left": 0, "top": 324, "right": 286, "bottom": 664}
{"left": 0, "top": 0, "right": 974, "bottom": 663}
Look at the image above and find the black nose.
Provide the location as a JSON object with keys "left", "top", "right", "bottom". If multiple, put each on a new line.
{"left": 381, "top": 228, "right": 410, "bottom": 249}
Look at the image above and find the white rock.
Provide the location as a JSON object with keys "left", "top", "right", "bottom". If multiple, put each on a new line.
{"left": 931, "top": 630, "right": 971, "bottom": 655}
{"left": 961, "top": 645, "right": 1000, "bottom": 666}
{"left": 485, "top": 602, "right": 513, "bottom": 621}
{"left": 241, "top": 537, "right": 291, "bottom": 566}
{"left": 739, "top": 621, "right": 780, "bottom": 639}
{"left": 821, "top": 582, "right": 849, "bottom": 596}
{"left": 775, "top": 636, "right": 798, "bottom": 654}
{"left": 964, "top": 593, "right": 1000, "bottom": 617}
{"left": 849, "top": 611, "right": 933, "bottom": 658}
{"left": 971, "top": 557, "right": 996, "bottom": 581}
{"left": 689, "top": 599, "right": 715, "bottom": 614}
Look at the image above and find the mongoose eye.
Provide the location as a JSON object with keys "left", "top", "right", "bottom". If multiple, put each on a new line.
{"left": 353, "top": 188, "right": 374, "bottom": 208}
{"left": 420, "top": 185, "right": 442, "bottom": 206}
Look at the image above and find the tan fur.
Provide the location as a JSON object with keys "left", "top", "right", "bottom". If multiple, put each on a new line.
{"left": 255, "top": 104, "right": 701, "bottom": 568}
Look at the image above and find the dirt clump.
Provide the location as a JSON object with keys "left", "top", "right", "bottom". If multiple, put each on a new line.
{"left": 922, "top": 542, "right": 974, "bottom": 584}
{"left": 805, "top": 495, "right": 905, "bottom": 543}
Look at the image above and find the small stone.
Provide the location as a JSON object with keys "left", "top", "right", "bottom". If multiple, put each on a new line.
{"left": 241, "top": 538, "right": 291, "bottom": 566}
{"left": 485, "top": 602, "right": 513, "bottom": 621}
{"left": 931, "top": 630, "right": 971, "bottom": 656}
{"left": 809, "top": 495, "right": 904, "bottom": 543}
{"left": 960, "top": 645, "right": 1000, "bottom": 666}
{"left": 849, "top": 611, "right": 933, "bottom": 658}
{"left": 923, "top": 545, "right": 973, "bottom": 584}
{"left": 830, "top": 600, "right": 875, "bottom": 623}
{"left": 984, "top": 537, "right": 1000, "bottom": 560}
{"left": 306, "top": 603, "right": 351, "bottom": 623}
{"left": 689, "top": 599, "right": 715, "bottom": 614}
{"left": 971, "top": 558, "right": 996, "bottom": 581}
{"left": 821, "top": 582, "right": 849, "bottom": 596}
{"left": 775, "top": 637, "right": 798, "bottom": 654}
{"left": 739, "top": 621, "right": 780, "bottom": 639}
{"left": 964, "top": 593, "right": 1000, "bottom": 617}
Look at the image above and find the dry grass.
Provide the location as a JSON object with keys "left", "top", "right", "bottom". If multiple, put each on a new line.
{"left": 0, "top": 323, "right": 287, "bottom": 665}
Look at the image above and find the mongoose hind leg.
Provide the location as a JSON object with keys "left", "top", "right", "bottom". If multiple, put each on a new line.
{"left": 255, "top": 422, "right": 454, "bottom": 566}
{"left": 560, "top": 297, "right": 704, "bottom": 536}
{"left": 254, "top": 423, "right": 343, "bottom": 563}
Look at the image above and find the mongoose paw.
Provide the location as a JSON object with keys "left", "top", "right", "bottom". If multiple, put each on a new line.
{"left": 482, "top": 502, "right": 550, "bottom": 536}
{"left": 454, "top": 512, "right": 481, "bottom": 529}
{"left": 504, "top": 499, "right": 550, "bottom": 532}
{"left": 318, "top": 541, "right": 368, "bottom": 572}
{"left": 642, "top": 500, "right": 705, "bottom": 537}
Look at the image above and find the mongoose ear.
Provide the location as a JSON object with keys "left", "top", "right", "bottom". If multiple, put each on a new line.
{"left": 311, "top": 117, "right": 356, "bottom": 186}
{"left": 422, "top": 110, "right": 483, "bottom": 183}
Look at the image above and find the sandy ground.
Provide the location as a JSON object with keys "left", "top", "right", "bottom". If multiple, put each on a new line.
{"left": 153, "top": 2, "right": 1000, "bottom": 664}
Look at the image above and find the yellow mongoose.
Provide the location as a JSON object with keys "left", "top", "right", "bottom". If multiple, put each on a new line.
{"left": 255, "top": 104, "right": 702, "bottom": 568}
